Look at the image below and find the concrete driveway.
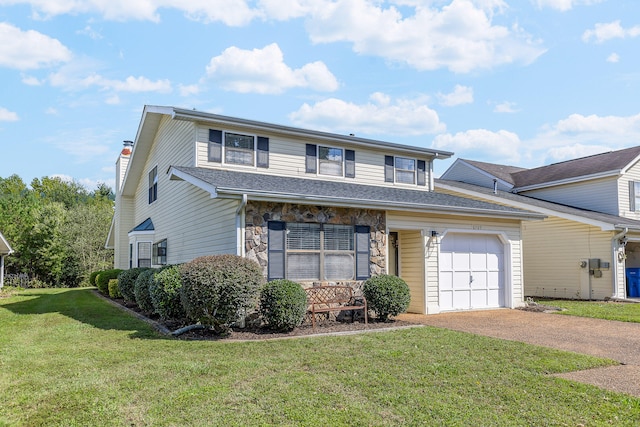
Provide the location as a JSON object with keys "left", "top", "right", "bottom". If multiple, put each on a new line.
{"left": 398, "top": 309, "right": 640, "bottom": 397}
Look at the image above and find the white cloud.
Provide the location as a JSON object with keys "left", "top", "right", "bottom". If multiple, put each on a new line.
{"left": 44, "top": 127, "right": 116, "bottom": 163}
{"left": 21, "top": 74, "right": 43, "bottom": 85}
{"left": 607, "top": 53, "right": 620, "bottom": 63}
{"left": 533, "top": 0, "right": 602, "bottom": 12}
{"left": 582, "top": 21, "right": 640, "bottom": 43}
{"left": 0, "top": 22, "right": 72, "bottom": 70}
{"left": 206, "top": 43, "right": 338, "bottom": 94}
{"left": 493, "top": 101, "right": 519, "bottom": 113}
{"left": 6, "top": 0, "right": 258, "bottom": 26}
{"left": 0, "top": 107, "right": 19, "bottom": 121}
{"left": 526, "top": 112, "right": 640, "bottom": 163}
{"left": 437, "top": 85, "right": 473, "bottom": 106}
{"left": 289, "top": 92, "right": 445, "bottom": 136}
{"left": 49, "top": 62, "right": 172, "bottom": 94}
{"left": 432, "top": 129, "right": 522, "bottom": 163}
{"left": 76, "top": 25, "right": 103, "bottom": 40}
{"left": 305, "top": 0, "right": 545, "bottom": 73}
{"left": 179, "top": 84, "right": 200, "bottom": 96}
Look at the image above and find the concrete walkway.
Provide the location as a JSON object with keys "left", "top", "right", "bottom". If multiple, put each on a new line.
{"left": 398, "top": 310, "right": 640, "bottom": 397}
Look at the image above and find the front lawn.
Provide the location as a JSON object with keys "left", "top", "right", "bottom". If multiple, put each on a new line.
{"left": 1, "top": 288, "right": 639, "bottom": 426}
{"left": 538, "top": 298, "right": 640, "bottom": 323}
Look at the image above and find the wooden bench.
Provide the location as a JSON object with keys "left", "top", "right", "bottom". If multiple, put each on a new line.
{"left": 305, "top": 285, "right": 367, "bottom": 329}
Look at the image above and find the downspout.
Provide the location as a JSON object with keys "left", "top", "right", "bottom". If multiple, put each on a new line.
{"left": 0, "top": 255, "right": 4, "bottom": 289}
{"left": 612, "top": 227, "right": 628, "bottom": 298}
{"left": 236, "top": 194, "right": 248, "bottom": 257}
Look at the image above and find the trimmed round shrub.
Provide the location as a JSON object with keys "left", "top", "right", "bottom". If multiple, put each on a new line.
{"left": 363, "top": 274, "right": 410, "bottom": 322}
{"left": 117, "top": 268, "right": 148, "bottom": 303}
{"left": 149, "top": 265, "right": 186, "bottom": 321}
{"left": 108, "top": 279, "right": 121, "bottom": 298}
{"left": 134, "top": 269, "right": 156, "bottom": 314}
{"left": 89, "top": 271, "right": 101, "bottom": 287}
{"left": 179, "top": 255, "right": 265, "bottom": 332}
{"left": 96, "top": 269, "right": 122, "bottom": 295}
{"left": 259, "top": 280, "right": 307, "bottom": 332}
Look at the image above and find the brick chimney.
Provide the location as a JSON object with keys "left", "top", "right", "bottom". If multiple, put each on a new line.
{"left": 116, "top": 140, "right": 133, "bottom": 193}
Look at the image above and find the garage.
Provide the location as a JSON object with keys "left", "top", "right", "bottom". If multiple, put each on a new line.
{"left": 439, "top": 233, "right": 505, "bottom": 311}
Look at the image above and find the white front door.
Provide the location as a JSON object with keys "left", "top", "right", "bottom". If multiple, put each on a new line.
{"left": 439, "top": 233, "right": 505, "bottom": 310}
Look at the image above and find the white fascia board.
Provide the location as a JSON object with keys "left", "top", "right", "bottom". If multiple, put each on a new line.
{"left": 170, "top": 107, "right": 453, "bottom": 160}
{"left": 0, "top": 232, "right": 12, "bottom": 255}
{"left": 437, "top": 181, "right": 621, "bottom": 231}
{"left": 168, "top": 167, "right": 218, "bottom": 198}
{"left": 513, "top": 169, "right": 621, "bottom": 192}
{"left": 105, "top": 215, "right": 116, "bottom": 249}
{"left": 620, "top": 154, "right": 640, "bottom": 174}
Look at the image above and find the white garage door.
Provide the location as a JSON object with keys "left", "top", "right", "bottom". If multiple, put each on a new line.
{"left": 439, "top": 233, "right": 505, "bottom": 311}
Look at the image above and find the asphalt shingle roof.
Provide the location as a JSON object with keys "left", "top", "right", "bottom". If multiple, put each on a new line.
{"left": 172, "top": 166, "right": 543, "bottom": 219}
{"left": 462, "top": 159, "right": 527, "bottom": 185}
{"left": 436, "top": 179, "right": 640, "bottom": 231}
{"left": 511, "top": 146, "right": 640, "bottom": 188}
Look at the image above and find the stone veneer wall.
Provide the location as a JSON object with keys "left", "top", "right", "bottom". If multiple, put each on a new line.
{"left": 244, "top": 201, "right": 386, "bottom": 293}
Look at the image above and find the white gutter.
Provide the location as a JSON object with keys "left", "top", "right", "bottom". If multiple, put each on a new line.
{"left": 236, "top": 194, "right": 248, "bottom": 256}
{"left": 612, "top": 227, "right": 628, "bottom": 298}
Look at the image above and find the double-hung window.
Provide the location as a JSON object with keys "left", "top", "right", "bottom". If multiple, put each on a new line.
{"left": 267, "top": 222, "right": 370, "bottom": 281}
{"left": 153, "top": 239, "right": 167, "bottom": 265}
{"left": 148, "top": 166, "right": 158, "bottom": 204}
{"left": 395, "top": 157, "right": 416, "bottom": 184}
{"left": 138, "top": 242, "right": 152, "bottom": 268}
{"left": 318, "top": 146, "right": 344, "bottom": 176}
{"left": 630, "top": 181, "right": 640, "bottom": 211}
{"left": 384, "top": 156, "right": 427, "bottom": 186}
{"left": 305, "top": 144, "right": 356, "bottom": 178}
{"left": 208, "top": 129, "right": 269, "bottom": 168}
{"left": 224, "top": 132, "right": 255, "bottom": 166}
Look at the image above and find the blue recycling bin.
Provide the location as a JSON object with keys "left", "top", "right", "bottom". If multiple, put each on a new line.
{"left": 626, "top": 268, "right": 640, "bottom": 298}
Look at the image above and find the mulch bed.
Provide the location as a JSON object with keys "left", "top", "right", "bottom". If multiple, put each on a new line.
{"left": 106, "top": 295, "right": 417, "bottom": 341}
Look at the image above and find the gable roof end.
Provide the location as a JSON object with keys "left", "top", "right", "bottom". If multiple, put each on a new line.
{"left": 512, "top": 146, "right": 640, "bottom": 190}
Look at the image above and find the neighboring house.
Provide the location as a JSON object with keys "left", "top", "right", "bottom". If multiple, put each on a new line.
{"left": 0, "top": 231, "right": 13, "bottom": 289}
{"left": 439, "top": 146, "right": 640, "bottom": 300}
{"left": 106, "top": 105, "right": 543, "bottom": 314}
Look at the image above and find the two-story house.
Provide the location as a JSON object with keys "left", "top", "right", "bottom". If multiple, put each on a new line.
{"left": 106, "top": 105, "right": 543, "bottom": 314}
{"left": 439, "top": 147, "right": 640, "bottom": 300}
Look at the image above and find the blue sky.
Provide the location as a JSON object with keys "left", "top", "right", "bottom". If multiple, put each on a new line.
{"left": 2, "top": 0, "right": 640, "bottom": 190}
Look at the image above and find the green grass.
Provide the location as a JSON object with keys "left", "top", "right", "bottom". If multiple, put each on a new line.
{"left": 538, "top": 299, "right": 640, "bottom": 323}
{"left": 1, "top": 289, "right": 639, "bottom": 426}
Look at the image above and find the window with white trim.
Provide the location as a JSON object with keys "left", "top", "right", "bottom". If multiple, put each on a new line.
{"left": 138, "top": 242, "right": 152, "bottom": 268}
{"left": 630, "top": 181, "right": 640, "bottom": 212}
{"left": 318, "top": 146, "right": 344, "bottom": 176}
{"left": 395, "top": 157, "right": 416, "bottom": 184}
{"left": 153, "top": 239, "right": 167, "bottom": 265}
{"left": 148, "top": 166, "right": 158, "bottom": 204}
{"left": 267, "top": 222, "right": 370, "bottom": 281}
{"left": 224, "top": 132, "right": 255, "bottom": 166}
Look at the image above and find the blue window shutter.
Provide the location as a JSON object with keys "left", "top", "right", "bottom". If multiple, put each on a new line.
{"left": 417, "top": 160, "right": 426, "bottom": 186}
{"left": 208, "top": 129, "right": 222, "bottom": 163}
{"left": 257, "top": 136, "right": 269, "bottom": 168}
{"left": 268, "top": 221, "right": 286, "bottom": 280}
{"left": 355, "top": 225, "right": 370, "bottom": 280}
{"left": 306, "top": 144, "right": 317, "bottom": 174}
{"left": 345, "top": 149, "right": 355, "bottom": 178}
{"left": 384, "top": 156, "right": 394, "bottom": 182}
